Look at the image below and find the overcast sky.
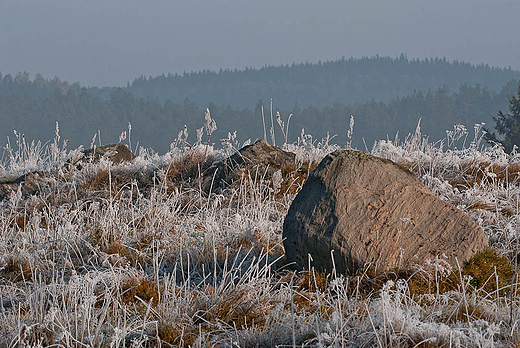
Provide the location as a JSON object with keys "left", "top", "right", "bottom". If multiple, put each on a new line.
{"left": 1, "top": 0, "right": 519, "bottom": 87}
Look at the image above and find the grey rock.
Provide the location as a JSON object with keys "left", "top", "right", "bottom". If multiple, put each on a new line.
{"left": 283, "top": 150, "right": 489, "bottom": 275}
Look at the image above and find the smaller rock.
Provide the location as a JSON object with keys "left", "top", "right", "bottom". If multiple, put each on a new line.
{"left": 0, "top": 172, "right": 47, "bottom": 201}
{"left": 231, "top": 139, "right": 295, "bottom": 169}
{"left": 204, "top": 139, "right": 295, "bottom": 191}
{"left": 82, "top": 144, "right": 135, "bottom": 165}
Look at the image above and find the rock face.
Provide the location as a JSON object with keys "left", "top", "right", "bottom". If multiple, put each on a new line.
{"left": 82, "top": 144, "right": 135, "bottom": 165}
{"left": 204, "top": 139, "right": 295, "bottom": 191}
{"left": 283, "top": 150, "right": 489, "bottom": 275}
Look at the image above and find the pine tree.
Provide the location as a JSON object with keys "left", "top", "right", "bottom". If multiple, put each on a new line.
{"left": 485, "top": 83, "right": 520, "bottom": 152}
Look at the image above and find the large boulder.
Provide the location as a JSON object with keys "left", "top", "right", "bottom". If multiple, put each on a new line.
{"left": 283, "top": 150, "right": 489, "bottom": 275}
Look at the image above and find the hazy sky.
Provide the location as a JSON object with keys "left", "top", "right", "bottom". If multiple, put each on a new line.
{"left": 1, "top": 0, "right": 519, "bottom": 87}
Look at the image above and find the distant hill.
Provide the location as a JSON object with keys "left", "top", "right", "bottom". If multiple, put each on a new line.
{"left": 120, "top": 55, "right": 520, "bottom": 109}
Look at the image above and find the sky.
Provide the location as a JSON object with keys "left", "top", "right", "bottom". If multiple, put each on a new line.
{"left": 1, "top": 0, "right": 519, "bottom": 87}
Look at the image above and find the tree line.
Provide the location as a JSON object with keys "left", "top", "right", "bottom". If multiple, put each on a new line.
{"left": 120, "top": 55, "right": 520, "bottom": 109}
{"left": 0, "top": 70, "right": 516, "bottom": 154}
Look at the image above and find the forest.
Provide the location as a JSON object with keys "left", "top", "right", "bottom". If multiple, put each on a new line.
{"left": 121, "top": 55, "right": 520, "bottom": 109}
{"left": 0, "top": 56, "right": 519, "bottom": 153}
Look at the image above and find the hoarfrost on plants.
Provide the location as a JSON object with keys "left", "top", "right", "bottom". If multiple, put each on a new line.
{"left": 0, "top": 117, "right": 519, "bottom": 347}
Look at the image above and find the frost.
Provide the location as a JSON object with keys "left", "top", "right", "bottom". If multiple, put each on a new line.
{"left": 0, "top": 120, "right": 518, "bottom": 347}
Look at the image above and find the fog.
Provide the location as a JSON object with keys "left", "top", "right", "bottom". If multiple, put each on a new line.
{"left": 1, "top": 0, "right": 519, "bottom": 86}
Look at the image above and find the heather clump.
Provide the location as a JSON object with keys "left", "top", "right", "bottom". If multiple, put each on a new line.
{"left": 0, "top": 119, "right": 519, "bottom": 347}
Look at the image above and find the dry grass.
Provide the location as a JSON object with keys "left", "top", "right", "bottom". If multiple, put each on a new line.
{"left": 119, "top": 277, "right": 161, "bottom": 307}
{"left": 278, "top": 160, "right": 319, "bottom": 197}
{"left": 1, "top": 124, "right": 520, "bottom": 347}
{"left": 161, "top": 150, "right": 216, "bottom": 191}
{"left": 1, "top": 255, "right": 31, "bottom": 282}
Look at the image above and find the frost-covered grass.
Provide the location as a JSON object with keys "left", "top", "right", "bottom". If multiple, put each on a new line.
{"left": 0, "top": 119, "right": 519, "bottom": 347}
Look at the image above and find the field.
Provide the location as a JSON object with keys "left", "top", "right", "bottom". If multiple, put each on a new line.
{"left": 0, "top": 119, "right": 519, "bottom": 347}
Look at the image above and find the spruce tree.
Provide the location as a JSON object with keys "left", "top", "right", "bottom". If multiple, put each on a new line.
{"left": 485, "top": 83, "right": 520, "bottom": 152}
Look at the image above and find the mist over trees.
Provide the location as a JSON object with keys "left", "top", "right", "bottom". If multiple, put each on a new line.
{"left": 123, "top": 55, "right": 520, "bottom": 109}
{"left": 0, "top": 56, "right": 518, "bottom": 154}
